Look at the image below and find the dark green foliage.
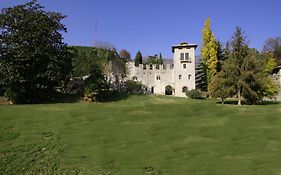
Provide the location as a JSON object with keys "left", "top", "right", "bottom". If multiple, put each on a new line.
{"left": 211, "top": 28, "right": 280, "bottom": 105}
{"left": 83, "top": 64, "right": 109, "bottom": 102}
{"left": 145, "top": 54, "right": 163, "bottom": 65}
{"left": 159, "top": 52, "right": 163, "bottom": 65}
{"left": 72, "top": 46, "right": 118, "bottom": 77}
{"left": 0, "top": 0, "right": 73, "bottom": 103}
{"left": 0, "top": 84, "right": 5, "bottom": 96}
{"left": 195, "top": 58, "right": 207, "bottom": 91}
{"left": 216, "top": 40, "right": 229, "bottom": 72}
{"left": 186, "top": 89, "right": 204, "bottom": 99}
{"left": 134, "top": 51, "right": 143, "bottom": 67}
{"left": 228, "top": 27, "right": 250, "bottom": 105}
{"left": 124, "top": 80, "right": 143, "bottom": 94}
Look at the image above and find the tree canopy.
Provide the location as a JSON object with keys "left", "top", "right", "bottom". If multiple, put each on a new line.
{"left": 134, "top": 51, "right": 143, "bottom": 67}
{"left": 119, "top": 49, "right": 131, "bottom": 62}
{"left": 0, "top": 0, "right": 73, "bottom": 103}
{"left": 208, "top": 27, "right": 280, "bottom": 105}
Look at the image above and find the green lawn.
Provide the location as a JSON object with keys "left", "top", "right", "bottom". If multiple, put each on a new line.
{"left": 1, "top": 95, "right": 281, "bottom": 175}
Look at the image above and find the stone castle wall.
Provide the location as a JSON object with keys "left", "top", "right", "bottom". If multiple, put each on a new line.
{"left": 126, "top": 43, "right": 197, "bottom": 97}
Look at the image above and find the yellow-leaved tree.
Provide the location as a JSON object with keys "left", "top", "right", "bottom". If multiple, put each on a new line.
{"left": 201, "top": 17, "right": 218, "bottom": 87}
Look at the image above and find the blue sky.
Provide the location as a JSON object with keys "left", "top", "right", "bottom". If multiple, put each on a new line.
{"left": 1, "top": 0, "right": 281, "bottom": 58}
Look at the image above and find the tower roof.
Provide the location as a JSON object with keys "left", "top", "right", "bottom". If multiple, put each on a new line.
{"left": 172, "top": 42, "right": 197, "bottom": 53}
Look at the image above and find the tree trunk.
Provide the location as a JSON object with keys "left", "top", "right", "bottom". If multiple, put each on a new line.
{"left": 237, "top": 87, "right": 241, "bottom": 106}
{"left": 221, "top": 98, "right": 224, "bottom": 104}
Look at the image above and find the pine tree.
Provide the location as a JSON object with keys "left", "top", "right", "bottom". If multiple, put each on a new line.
{"left": 216, "top": 41, "right": 224, "bottom": 72}
{"left": 224, "top": 41, "right": 231, "bottom": 58}
{"left": 195, "top": 58, "right": 207, "bottom": 91}
{"left": 159, "top": 52, "right": 163, "bottom": 65}
{"left": 134, "top": 51, "right": 143, "bottom": 67}
{"left": 201, "top": 17, "right": 218, "bottom": 87}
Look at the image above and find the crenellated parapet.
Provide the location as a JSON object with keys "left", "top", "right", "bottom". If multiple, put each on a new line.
{"left": 129, "top": 63, "right": 174, "bottom": 71}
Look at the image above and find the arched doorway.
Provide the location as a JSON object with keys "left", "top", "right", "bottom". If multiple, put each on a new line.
{"left": 165, "top": 85, "right": 173, "bottom": 95}
{"left": 182, "top": 86, "right": 188, "bottom": 93}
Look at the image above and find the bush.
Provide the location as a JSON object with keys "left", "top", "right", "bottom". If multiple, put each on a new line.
{"left": 124, "top": 80, "right": 144, "bottom": 94}
{"left": 0, "top": 84, "right": 5, "bottom": 96}
{"left": 186, "top": 89, "right": 204, "bottom": 99}
{"left": 82, "top": 73, "right": 109, "bottom": 102}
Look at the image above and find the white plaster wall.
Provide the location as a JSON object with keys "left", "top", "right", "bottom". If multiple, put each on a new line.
{"left": 173, "top": 47, "right": 196, "bottom": 97}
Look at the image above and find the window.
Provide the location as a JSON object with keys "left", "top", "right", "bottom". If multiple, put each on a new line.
{"left": 188, "top": 74, "right": 191, "bottom": 80}
{"left": 179, "top": 75, "right": 182, "bottom": 80}
{"left": 156, "top": 76, "right": 160, "bottom": 80}
{"left": 132, "top": 76, "right": 138, "bottom": 81}
{"left": 182, "top": 87, "right": 188, "bottom": 93}
{"left": 163, "top": 64, "right": 166, "bottom": 69}
{"left": 183, "top": 64, "right": 186, "bottom": 69}
{"left": 180, "top": 53, "right": 184, "bottom": 60}
{"left": 149, "top": 65, "right": 153, "bottom": 70}
{"left": 185, "top": 53, "right": 189, "bottom": 61}
{"left": 180, "top": 52, "right": 191, "bottom": 63}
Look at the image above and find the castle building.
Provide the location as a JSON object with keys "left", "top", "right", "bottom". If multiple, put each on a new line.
{"left": 127, "top": 42, "right": 197, "bottom": 97}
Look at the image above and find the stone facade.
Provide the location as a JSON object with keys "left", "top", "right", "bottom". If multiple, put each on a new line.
{"left": 127, "top": 42, "right": 197, "bottom": 97}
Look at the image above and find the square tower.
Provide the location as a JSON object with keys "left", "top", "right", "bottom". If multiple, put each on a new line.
{"left": 172, "top": 42, "right": 197, "bottom": 97}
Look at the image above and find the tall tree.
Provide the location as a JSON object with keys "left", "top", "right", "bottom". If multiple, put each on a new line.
{"left": 0, "top": 0, "right": 73, "bottom": 103}
{"left": 201, "top": 17, "right": 218, "bottom": 86}
{"left": 228, "top": 27, "right": 249, "bottom": 105}
{"left": 159, "top": 52, "right": 163, "bottom": 65}
{"left": 134, "top": 51, "right": 143, "bottom": 67}
{"left": 212, "top": 27, "right": 279, "bottom": 105}
{"left": 119, "top": 49, "right": 131, "bottom": 62}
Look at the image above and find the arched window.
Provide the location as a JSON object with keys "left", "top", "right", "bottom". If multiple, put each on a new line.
{"left": 182, "top": 86, "right": 188, "bottom": 93}
{"left": 132, "top": 76, "right": 138, "bottom": 81}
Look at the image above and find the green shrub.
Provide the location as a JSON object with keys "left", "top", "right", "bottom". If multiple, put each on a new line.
{"left": 83, "top": 73, "right": 109, "bottom": 102}
{"left": 186, "top": 89, "right": 204, "bottom": 99}
{"left": 0, "top": 84, "right": 5, "bottom": 96}
{"left": 124, "top": 80, "right": 144, "bottom": 94}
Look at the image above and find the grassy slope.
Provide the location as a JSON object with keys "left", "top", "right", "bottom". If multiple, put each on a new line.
{"left": 1, "top": 95, "right": 281, "bottom": 174}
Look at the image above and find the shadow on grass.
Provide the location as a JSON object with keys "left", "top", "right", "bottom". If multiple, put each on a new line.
{"left": 100, "top": 92, "right": 130, "bottom": 103}
{"left": 216, "top": 100, "right": 279, "bottom": 106}
{"left": 49, "top": 91, "right": 133, "bottom": 104}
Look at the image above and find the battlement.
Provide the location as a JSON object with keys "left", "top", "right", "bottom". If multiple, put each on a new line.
{"left": 133, "top": 63, "right": 174, "bottom": 70}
